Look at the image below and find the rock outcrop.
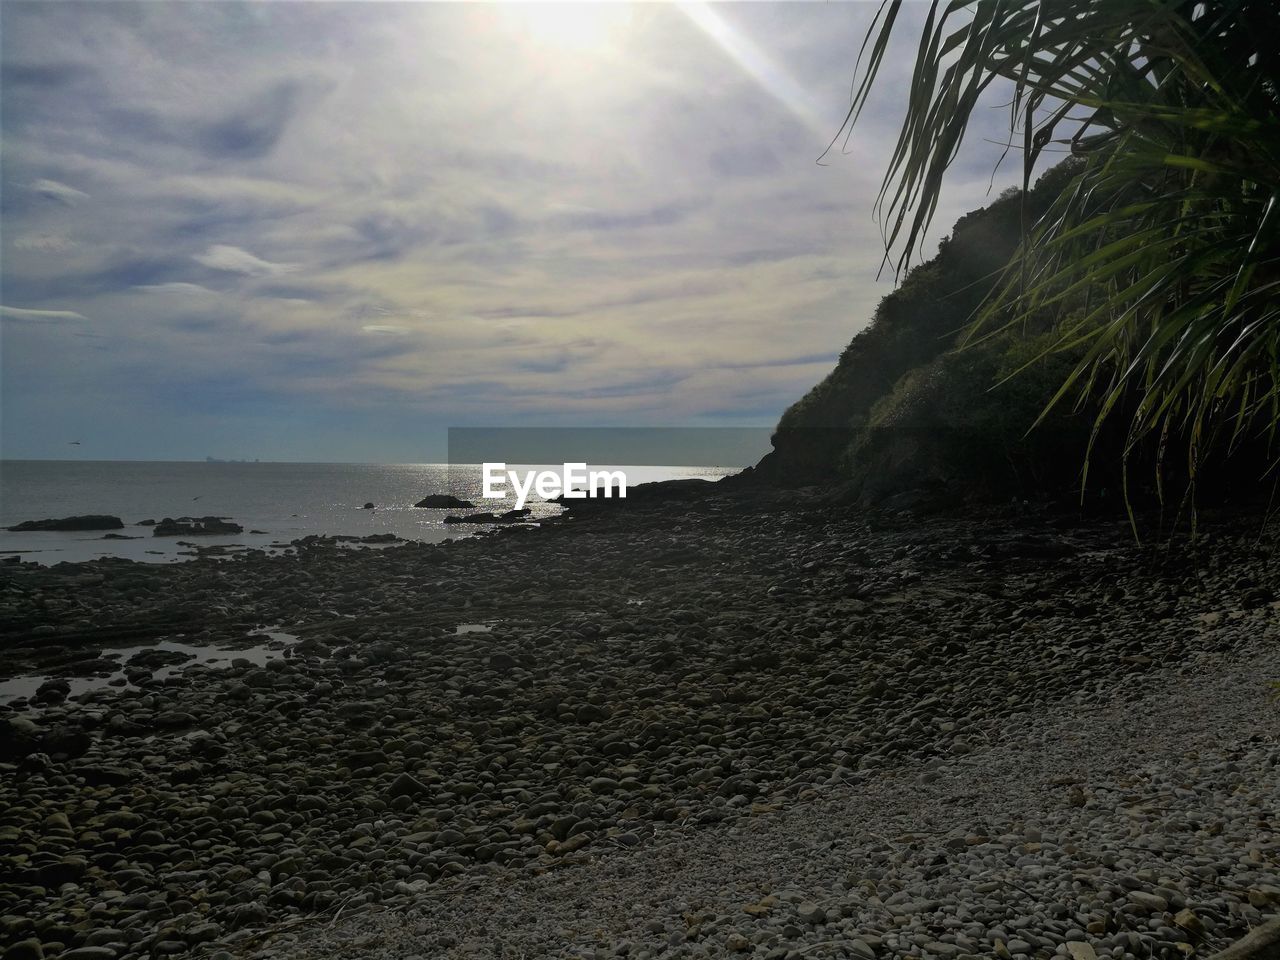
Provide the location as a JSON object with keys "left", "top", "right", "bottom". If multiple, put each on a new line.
{"left": 747, "top": 157, "right": 1274, "bottom": 509}
{"left": 414, "top": 495, "right": 475, "bottom": 509}
{"left": 6, "top": 515, "right": 124, "bottom": 532}
{"left": 152, "top": 517, "right": 244, "bottom": 536}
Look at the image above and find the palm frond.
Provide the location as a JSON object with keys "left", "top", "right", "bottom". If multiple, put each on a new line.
{"left": 844, "top": 0, "right": 1280, "bottom": 496}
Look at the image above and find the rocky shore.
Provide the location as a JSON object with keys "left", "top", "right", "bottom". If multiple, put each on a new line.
{"left": 1, "top": 489, "right": 1277, "bottom": 959}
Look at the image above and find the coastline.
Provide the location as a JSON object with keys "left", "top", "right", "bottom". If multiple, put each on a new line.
{"left": 2, "top": 488, "right": 1278, "bottom": 959}
{"left": 0, "top": 461, "right": 736, "bottom": 566}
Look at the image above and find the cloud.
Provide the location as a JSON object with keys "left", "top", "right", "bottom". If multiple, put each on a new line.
{"left": 57, "top": 254, "right": 204, "bottom": 299}
{"left": 1, "top": 305, "right": 89, "bottom": 323}
{"left": 198, "top": 78, "right": 318, "bottom": 160}
{"left": 717, "top": 350, "right": 841, "bottom": 370}
{"left": 710, "top": 143, "right": 782, "bottom": 179}
{"left": 134, "top": 282, "right": 216, "bottom": 295}
{"left": 253, "top": 282, "right": 330, "bottom": 302}
{"left": 0, "top": 1, "right": 1025, "bottom": 460}
{"left": 31, "top": 178, "right": 89, "bottom": 205}
{"left": 193, "top": 244, "right": 293, "bottom": 277}
{"left": 0, "top": 60, "right": 93, "bottom": 90}
{"left": 12, "top": 234, "right": 77, "bottom": 252}
{"left": 558, "top": 199, "right": 703, "bottom": 233}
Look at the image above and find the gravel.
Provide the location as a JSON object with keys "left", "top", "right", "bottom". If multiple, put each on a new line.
{"left": 254, "top": 629, "right": 1280, "bottom": 960}
{"left": 1, "top": 495, "right": 1277, "bottom": 959}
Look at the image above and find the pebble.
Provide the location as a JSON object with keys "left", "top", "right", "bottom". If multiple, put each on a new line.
{"left": 0, "top": 502, "right": 1275, "bottom": 960}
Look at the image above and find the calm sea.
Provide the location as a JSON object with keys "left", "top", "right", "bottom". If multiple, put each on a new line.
{"left": 0, "top": 461, "right": 736, "bottom": 565}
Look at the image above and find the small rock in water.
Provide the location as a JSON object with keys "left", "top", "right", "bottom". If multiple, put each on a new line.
{"left": 7, "top": 514, "right": 123, "bottom": 531}
{"left": 414, "top": 494, "right": 475, "bottom": 508}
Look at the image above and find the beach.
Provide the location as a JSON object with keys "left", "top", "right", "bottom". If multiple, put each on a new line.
{"left": 2, "top": 487, "right": 1277, "bottom": 959}
{"left": 7, "top": 0, "right": 1279, "bottom": 957}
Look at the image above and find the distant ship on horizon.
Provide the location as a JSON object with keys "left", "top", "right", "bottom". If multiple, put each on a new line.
{"left": 205, "top": 456, "right": 260, "bottom": 463}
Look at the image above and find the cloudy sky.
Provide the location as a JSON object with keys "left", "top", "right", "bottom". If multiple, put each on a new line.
{"left": 1, "top": 1, "right": 1018, "bottom": 462}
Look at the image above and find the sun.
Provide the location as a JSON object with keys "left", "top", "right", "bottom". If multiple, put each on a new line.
{"left": 501, "top": 2, "right": 634, "bottom": 54}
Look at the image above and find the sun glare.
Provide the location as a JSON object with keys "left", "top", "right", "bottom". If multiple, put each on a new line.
{"left": 502, "top": 2, "right": 634, "bottom": 53}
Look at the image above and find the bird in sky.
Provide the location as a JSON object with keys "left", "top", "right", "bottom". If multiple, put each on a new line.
{"left": 68, "top": 441, "right": 80, "bottom": 445}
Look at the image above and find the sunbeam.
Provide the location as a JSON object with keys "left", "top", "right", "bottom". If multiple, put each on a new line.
{"left": 678, "top": 2, "right": 830, "bottom": 139}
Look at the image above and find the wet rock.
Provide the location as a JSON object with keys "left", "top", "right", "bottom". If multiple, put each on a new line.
{"left": 37, "top": 857, "right": 87, "bottom": 885}
{"left": 153, "top": 516, "right": 243, "bottom": 536}
{"left": 0, "top": 717, "right": 41, "bottom": 760}
{"left": 6, "top": 939, "right": 45, "bottom": 960}
{"left": 414, "top": 495, "right": 475, "bottom": 509}
{"left": 389, "top": 772, "right": 430, "bottom": 798}
{"left": 43, "top": 725, "right": 92, "bottom": 758}
{"left": 127, "top": 649, "right": 193, "bottom": 669}
{"left": 7, "top": 515, "right": 123, "bottom": 532}
{"left": 33, "top": 679, "right": 70, "bottom": 705}
{"left": 61, "top": 948, "right": 121, "bottom": 960}
{"left": 73, "top": 764, "right": 133, "bottom": 786}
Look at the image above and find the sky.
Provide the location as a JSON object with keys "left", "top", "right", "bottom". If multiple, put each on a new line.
{"left": 1, "top": 1, "right": 1021, "bottom": 463}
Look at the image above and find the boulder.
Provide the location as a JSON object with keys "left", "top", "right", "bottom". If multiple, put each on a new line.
{"left": 414, "top": 494, "right": 475, "bottom": 509}
{"left": 43, "top": 725, "right": 92, "bottom": 759}
{"left": 389, "top": 772, "right": 430, "bottom": 798}
{"left": 0, "top": 716, "right": 42, "bottom": 761}
{"left": 153, "top": 516, "right": 243, "bottom": 536}
{"left": 73, "top": 764, "right": 133, "bottom": 786}
{"left": 33, "top": 679, "right": 70, "bottom": 705}
{"left": 6, "top": 515, "right": 124, "bottom": 532}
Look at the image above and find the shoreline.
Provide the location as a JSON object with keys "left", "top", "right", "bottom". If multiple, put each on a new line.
{"left": 0, "top": 461, "right": 737, "bottom": 568}
{"left": 2, "top": 491, "right": 1278, "bottom": 959}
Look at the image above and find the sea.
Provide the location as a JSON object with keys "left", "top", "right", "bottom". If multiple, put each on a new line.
{"left": 0, "top": 460, "right": 738, "bottom": 565}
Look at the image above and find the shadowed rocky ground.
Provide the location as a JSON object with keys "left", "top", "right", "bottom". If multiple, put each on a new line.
{"left": 1, "top": 489, "right": 1277, "bottom": 959}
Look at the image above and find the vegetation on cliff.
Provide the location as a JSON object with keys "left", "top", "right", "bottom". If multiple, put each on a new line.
{"left": 760, "top": 0, "right": 1280, "bottom": 513}
{"left": 755, "top": 161, "right": 1097, "bottom": 502}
